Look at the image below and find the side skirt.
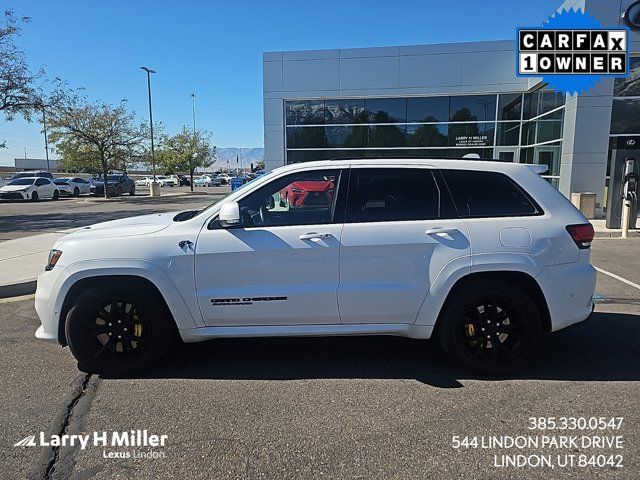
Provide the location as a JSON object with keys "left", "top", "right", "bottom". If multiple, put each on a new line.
{"left": 180, "top": 323, "right": 433, "bottom": 343}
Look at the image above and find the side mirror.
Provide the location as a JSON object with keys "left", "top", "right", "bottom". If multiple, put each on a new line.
{"left": 218, "top": 201, "right": 240, "bottom": 227}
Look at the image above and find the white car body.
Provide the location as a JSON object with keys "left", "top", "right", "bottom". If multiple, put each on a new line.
{"left": 34, "top": 159, "right": 596, "bottom": 374}
{"left": 136, "top": 177, "right": 153, "bottom": 187}
{"left": 0, "top": 177, "right": 59, "bottom": 200}
{"left": 155, "top": 176, "right": 175, "bottom": 187}
{"left": 215, "top": 173, "right": 232, "bottom": 184}
{"left": 193, "top": 175, "right": 220, "bottom": 187}
{"left": 53, "top": 177, "right": 91, "bottom": 196}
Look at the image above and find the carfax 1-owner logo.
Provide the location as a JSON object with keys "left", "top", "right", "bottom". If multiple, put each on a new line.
{"left": 516, "top": 7, "right": 630, "bottom": 94}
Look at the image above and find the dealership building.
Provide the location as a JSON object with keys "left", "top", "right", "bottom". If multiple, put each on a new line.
{"left": 262, "top": 0, "right": 640, "bottom": 219}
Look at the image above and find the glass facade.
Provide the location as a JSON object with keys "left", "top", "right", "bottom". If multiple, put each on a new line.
{"left": 608, "top": 56, "right": 640, "bottom": 186}
{"left": 285, "top": 92, "right": 565, "bottom": 183}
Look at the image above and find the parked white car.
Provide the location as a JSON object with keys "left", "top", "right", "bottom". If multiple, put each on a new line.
{"left": 135, "top": 176, "right": 154, "bottom": 187}
{"left": 193, "top": 175, "right": 221, "bottom": 187}
{"left": 215, "top": 173, "right": 232, "bottom": 185}
{"left": 53, "top": 177, "right": 91, "bottom": 196}
{"left": 165, "top": 175, "right": 180, "bottom": 187}
{"left": 155, "top": 176, "right": 175, "bottom": 187}
{"left": 35, "top": 159, "right": 596, "bottom": 376}
{"left": 0, "top": 177, "right": 60, "bottom": 201}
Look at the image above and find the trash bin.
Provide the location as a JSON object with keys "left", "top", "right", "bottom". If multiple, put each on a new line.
{"left": 571, "top": 192, "right": 596, "bottom": 219}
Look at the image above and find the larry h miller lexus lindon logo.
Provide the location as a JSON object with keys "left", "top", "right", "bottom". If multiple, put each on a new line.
{"left": 14, "top": 430, "right": 168, "bottom": 459}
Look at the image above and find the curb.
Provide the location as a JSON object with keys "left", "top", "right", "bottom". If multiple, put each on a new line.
{"left": 594, "top": 230, "right": 640, "bottom": 239}
{"left": 0, "top": 279, "right": 37, "bottom": 299}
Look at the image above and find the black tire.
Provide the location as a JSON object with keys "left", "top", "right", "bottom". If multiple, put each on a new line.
{"left": 115, "top": 186, "right": 122, "bottom": 196}
{"left": 73, "top": 187, "right": 80, "bottom": 197}
{"left": 52, "top": 189, "right": 60, "bottom": 200}
{"left": 437, "top": 280, "right": 543, "bottom": 376}
{"left": 31, "top": 191, "right": 39, "bottom": 201}
{"left": 129, "top": 186, "right": 135, "bottom": 196}
{"left": 65, "top": 282, "right": 177, "bottom": 376}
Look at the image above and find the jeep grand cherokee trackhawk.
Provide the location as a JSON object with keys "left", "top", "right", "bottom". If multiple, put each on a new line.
{"left": 35, "top": 159, "right": 596, "bottom": 376}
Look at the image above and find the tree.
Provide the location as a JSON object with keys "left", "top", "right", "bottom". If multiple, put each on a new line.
{"left": 48, "top": 98, "right": 147, "bottom": 197}
{"left": 158, "top": 127, "right": 216, "bottom": 191}
{"left": 0, "top": 10, "right": 41, "bottom": 147}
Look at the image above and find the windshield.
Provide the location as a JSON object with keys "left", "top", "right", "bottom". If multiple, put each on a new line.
{"left": 9, "top": 173, "right": 33, "bottom": 180}
{"left": 8, "top": 178, "right": 35, "bottom": 186}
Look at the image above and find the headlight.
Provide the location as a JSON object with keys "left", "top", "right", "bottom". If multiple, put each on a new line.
{"left": 45, "top": 249, "right": 62, "bottom": 271}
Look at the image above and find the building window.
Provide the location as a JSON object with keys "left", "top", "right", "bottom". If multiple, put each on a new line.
{"left": 613, "top": 57, "right": 640, "bottom": 97}
{"left": 284, "top": 92, "right": 565, "bottom": 187}
{"left": 285, "top": 100, "right": 325, "bottom": 125}
{"left": 610, "top": 98, "right": 640, "bottom": 134}
{"left": 450, "top": 95, "right": 496, "bottom": 121}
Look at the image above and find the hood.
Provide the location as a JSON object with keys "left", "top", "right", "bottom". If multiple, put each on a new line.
{"left": 291, "top": 180, "right": 334, "bottom": 192}
{"left": 58, "top": 212, "right": 179, "bottom": 242}
{"left": 1, "top": 184, "right": 31, "bottom": 192}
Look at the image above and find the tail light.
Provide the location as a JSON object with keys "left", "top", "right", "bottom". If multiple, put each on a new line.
{"left": 566, "top": 223, "right": 594, "bottom": 249}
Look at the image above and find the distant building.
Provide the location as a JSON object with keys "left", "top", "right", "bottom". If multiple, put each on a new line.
{"left": 14, "top": 158, "right": 60, "bottom": 172}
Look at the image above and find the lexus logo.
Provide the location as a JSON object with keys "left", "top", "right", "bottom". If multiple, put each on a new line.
{"left": 627, "top": 139, "right": 637, "bottom": 146}
{"left": 623, "top": 1, "right": 640, "bottom": 29}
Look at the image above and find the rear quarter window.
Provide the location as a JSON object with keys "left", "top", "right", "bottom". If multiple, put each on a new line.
{"left": 441, "top": 169, "right": 542, "bottom": 218}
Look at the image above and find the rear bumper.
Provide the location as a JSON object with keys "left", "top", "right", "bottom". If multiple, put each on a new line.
{"left": 536, "top": 262, "right": 597, "bottom": 332}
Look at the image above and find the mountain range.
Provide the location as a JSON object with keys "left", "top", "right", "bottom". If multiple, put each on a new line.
{"left": 215, "top": 147, "right": 264, "bottom": 167}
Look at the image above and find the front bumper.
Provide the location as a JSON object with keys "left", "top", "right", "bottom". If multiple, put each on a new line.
{"left": 0, "top": 191, "right": 27, "bottom": 200}
{"left": 34, "top": 266, "right": 67, "bottom": 344}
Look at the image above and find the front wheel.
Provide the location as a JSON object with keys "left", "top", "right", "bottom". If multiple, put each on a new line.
{"left": 31, "top": 191, "right": 39, "bottom": 201}
{"left": 65, "top": 283, "right": 177, "bottom": 376}
{"left": 73, "top": 187, "right": 80, "bottom": 197}
{"left": 437, "top": 280, "right": 543, "bottom": 376}
{"left": 52, "top": 189, "right": 60, "bottom": 200}
{"left": 129, "top": 186, "right": 135, "bottom": 196}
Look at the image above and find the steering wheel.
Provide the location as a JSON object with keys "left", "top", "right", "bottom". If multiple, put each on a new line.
{"left": 259, "top": 205, "right": 269, "bottom": 226}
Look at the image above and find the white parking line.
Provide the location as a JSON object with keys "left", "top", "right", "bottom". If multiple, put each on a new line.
{"left": 594, "top": 266, "right": 640, "bottom": 291}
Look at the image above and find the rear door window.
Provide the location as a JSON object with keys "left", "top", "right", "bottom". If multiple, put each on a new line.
{"left": 441, "top": 169, "right": 541, "bottom": 218}
{"left": 345, "top": 168, "right": 441, "bottom": 223}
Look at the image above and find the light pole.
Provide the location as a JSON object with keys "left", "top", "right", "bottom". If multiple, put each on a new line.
{"left": 190, "top": 93, "right": 196, "bottom": 133}
{"left": 41, "top": 104, "right": 51, "bottom": 172}
{"left": 140, "top": 66, "right": 159, "bottom": 196}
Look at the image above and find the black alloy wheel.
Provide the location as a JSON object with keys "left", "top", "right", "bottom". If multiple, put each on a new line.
{"left": 31, "top": 191, "right": 39, "bottom": 201}
{"left": 65, "top": 284, "right": 176, "bottom": 376}
{"left": 73, "top": 187, "right": 80, "bottom": 197}
{"left": 438, "top": 280, "right": 542, "bottom": 376}
{"left": 53, "top": 189, "right": 60, "bottom": 200}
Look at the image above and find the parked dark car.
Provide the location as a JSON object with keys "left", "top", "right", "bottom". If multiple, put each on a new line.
{"left": 177, "top": 175, "right": 191, "bottom": 187}
{"left": 90, "top": 174, "right": 136, "bottom": 196}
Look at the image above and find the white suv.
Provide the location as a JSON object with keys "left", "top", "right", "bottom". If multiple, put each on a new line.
{"left": 34, "top": 160, "right": 596, "bottom": 376}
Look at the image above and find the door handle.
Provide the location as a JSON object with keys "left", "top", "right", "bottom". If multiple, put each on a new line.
{"left": 426, "top": 227, "right": 458, "bottom": 236}
{"left": 299, "top": 232, "right": 332, "bottom": 241}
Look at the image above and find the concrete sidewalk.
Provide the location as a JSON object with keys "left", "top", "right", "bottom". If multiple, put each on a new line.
{"left": 0, "top": 218, "right": 637, "bottom": 299}
{"left": 0, "top": 229, "right": 76, "bottom": 298}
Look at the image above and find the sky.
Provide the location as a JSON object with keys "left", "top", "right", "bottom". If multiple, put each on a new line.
{"left": 0, "top": 0, "right": 562, "bottom": 166}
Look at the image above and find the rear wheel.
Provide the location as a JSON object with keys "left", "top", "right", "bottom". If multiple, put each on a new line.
{"left": 129, "top": 186, "right": 135, "bottom": 196}
{"left": 115, "top": 186, "right": 122, "bottom": 196}
{"left": 437, "top": 280, "right": 543, "bottom": 376}
{"left": 65, "top": 283, "right": 176, "bottom": 376}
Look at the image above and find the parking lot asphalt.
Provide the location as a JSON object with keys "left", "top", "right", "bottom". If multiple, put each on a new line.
{"left": 0, "top": 186, "right": 228, "bottom": 241}
{"left": 0, "top": 238, "right": 638, "bottom": 479}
